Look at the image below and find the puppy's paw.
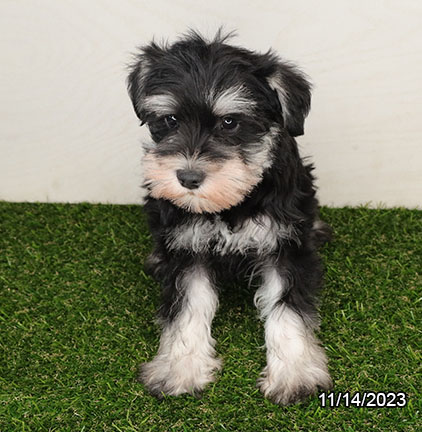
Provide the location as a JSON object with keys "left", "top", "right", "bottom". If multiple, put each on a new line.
{"left": 138, "top": 353, "right": 222, "bottom": 398}
{"left": 257, "top": 363, "right": 332, "bottom": 405}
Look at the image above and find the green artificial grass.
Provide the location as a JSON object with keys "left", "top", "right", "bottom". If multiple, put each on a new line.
{"left": 0, "top": 202, "right": 420, "bottom": 431}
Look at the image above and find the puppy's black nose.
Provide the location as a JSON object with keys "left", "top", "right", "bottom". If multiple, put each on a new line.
{"left": 176, "top": 169, "right": 205, "bottom": 189}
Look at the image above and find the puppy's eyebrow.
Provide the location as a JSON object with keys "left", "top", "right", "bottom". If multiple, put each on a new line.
{"left": 143, "top": 94, "right": 178, "bottom": 115}
{"left": 211, "top": 86, "right": 256, "bottom": 117}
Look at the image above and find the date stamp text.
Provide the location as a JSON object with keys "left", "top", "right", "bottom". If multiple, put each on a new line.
{"left": 319, "top": 391, "right": 407, "bottom": 408}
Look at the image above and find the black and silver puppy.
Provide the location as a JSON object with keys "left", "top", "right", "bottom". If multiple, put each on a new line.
{"left": 127, "top": 31, "right": 332, "bottom": 405}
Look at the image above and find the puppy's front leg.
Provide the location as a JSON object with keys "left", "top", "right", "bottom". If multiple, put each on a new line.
{"left": 255, "top": 262, "right": 332, "bottom": 405}
{"left": 139, "top": 263, "right": 221, "bottom": 397}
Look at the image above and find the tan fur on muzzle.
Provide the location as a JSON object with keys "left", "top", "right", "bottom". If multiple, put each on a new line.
{"left": 143, "top": 152, "right": 264, "bottom": 213}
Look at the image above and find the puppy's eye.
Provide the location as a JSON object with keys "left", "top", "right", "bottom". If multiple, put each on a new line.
{"left": 164, "top": 114, "right": 178, "bottom": 130}
{"left": 147, "top": 114, "right": 179, "bottom": 142}
{"left": 221, "top": 117, "right": 238, "bottom": 131}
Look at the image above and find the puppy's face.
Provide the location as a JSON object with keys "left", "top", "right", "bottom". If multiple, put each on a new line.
{"left": 128, "top": 32, "right": 311, "bottom": 214}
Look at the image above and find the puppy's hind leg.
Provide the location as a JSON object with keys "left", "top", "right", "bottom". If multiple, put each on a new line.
{"left": 139, "top": 263, "right": 222, "bottom": 397}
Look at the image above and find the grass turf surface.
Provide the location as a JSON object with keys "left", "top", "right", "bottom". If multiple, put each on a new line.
{"left": 0, "top": 202, "right": 420, "bottom": 431}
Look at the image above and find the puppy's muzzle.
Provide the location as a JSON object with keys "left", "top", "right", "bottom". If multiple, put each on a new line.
{"left": 176, "top": 169, "right": 205, "bottom": 190}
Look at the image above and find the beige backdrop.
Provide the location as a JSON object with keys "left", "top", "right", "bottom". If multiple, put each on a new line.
{"left": 1, "top": 0, "right": 421, "bottom": 207}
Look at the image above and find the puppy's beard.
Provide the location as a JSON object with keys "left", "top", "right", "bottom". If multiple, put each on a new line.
{"left": 143, "top": 154, "right": 257, "bottom": 213}
{"left": 143, "top": 129, "right": 277, "bottom": 213}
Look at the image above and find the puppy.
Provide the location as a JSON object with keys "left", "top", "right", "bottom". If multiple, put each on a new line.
{"left": 127, "top": 30, "right": 332, "bottom": 405}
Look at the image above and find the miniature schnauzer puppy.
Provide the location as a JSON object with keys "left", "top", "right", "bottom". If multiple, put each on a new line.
{"left": 127, "top": 30, "right": 332, "bottom": 405}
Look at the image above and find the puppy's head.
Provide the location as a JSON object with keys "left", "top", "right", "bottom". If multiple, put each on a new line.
{"left": 127, "top": 31, "right": 311, "bottom": 214}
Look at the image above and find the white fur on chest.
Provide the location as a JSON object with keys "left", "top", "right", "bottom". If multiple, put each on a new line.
{"left": 165, "top": 215, "right": 295, "bottom": 256}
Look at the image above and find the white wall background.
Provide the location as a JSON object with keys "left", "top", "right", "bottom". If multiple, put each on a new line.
{"left": 1, "top": 0, "right": 421, "bottom": 208}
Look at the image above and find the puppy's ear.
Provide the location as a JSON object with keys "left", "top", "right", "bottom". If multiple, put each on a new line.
{"left": 127, "top": 62, "right": 146, "bottom": 122}
{"left": 127, "top": 43, "right": 165, "bottom": 122}
{"left": 267, "top": 62, "right": 311, "bottom": 137}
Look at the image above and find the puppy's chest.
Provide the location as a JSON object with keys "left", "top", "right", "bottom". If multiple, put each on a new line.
{"left": 164, "top": 215, "right": 294, "bottom": 256}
